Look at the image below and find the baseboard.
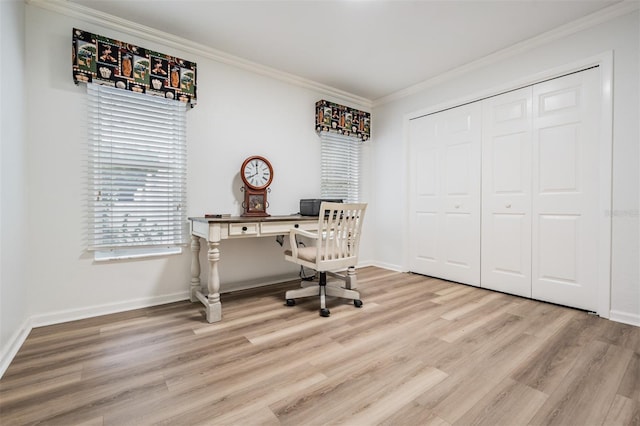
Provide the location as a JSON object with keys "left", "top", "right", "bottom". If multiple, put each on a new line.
{"left": 371, "top": 260, "right": 405, "bottom": 273}
{"left": 0, "top": 317, "right": 33, "bottom": 379}
{"left": 30, "top": 291, "right": 190, "bottom": 328}
{"left": 221, "top": 273, "right": 301, "bottom": 293}
{"left": 28, "top": 266, "right": 383, "bottom": 327}
{"left": 221, "top": 264, "right": 385, "bottom": 293}
{"left": 609, "top": 310, "right": 640, "bottom": 327}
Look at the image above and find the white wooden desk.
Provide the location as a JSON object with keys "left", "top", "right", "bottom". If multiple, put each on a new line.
{"left": 189, "top": 215, "right": 318, "bottom": 322}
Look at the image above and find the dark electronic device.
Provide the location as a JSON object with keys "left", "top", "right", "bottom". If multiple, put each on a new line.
{"left": 299, "top": 199, "right": 343, "bottom": 216}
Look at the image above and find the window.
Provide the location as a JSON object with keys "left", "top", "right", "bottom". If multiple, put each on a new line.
{"left": 320, "top": 133, "right": 362, "bottom": 203}
{"left": 87, "top": 83, "right": 188, "bottom": 260}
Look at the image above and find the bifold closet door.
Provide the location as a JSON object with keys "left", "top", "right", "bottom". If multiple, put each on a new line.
{"left": 531, "top": 68, "right": 601, "bottom": 311}
{"left": 481, "top": 87, "right": 533, "bottom": 298}
{"left": 409, "top": 103, "right": 481, "bottom": 286}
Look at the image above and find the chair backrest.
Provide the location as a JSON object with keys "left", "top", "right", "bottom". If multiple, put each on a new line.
{"left": 315, "top": 202, "right": 367, "bottom": 271}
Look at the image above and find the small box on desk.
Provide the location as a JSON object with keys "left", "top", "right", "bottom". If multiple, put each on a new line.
{"left": 300, "top": 199, "right": 343, "bottom": 216}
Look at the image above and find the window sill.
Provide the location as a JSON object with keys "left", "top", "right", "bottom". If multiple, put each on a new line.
{"left": 93, "top": 246, "right": 183, "bottom": 262}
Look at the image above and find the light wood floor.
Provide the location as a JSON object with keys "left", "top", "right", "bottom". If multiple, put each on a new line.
{"left": 1, "top": 267, "right": 639, "bottom": 425}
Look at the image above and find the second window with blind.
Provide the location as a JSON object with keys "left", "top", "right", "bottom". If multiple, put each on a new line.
{"left": 320, "top": 132, "right": 362, "bottom": 203}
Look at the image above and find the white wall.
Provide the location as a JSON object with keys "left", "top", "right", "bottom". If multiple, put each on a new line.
{"left": 0, "top": 0, "right": 30, "bottom": 373}
{"left": 372, "top": 10, "right": 640, "bottom": 324}
{"left": 22, "top": 4, "right": 373, "bottom": 327}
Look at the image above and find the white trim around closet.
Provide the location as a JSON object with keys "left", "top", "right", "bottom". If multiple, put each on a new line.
{"left": 402, "top": 51, "right": 613, "bottom": 319}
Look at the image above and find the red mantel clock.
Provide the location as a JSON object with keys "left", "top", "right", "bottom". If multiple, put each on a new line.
{"left": 240, "top": 155, "right": 273, "bottom": 217}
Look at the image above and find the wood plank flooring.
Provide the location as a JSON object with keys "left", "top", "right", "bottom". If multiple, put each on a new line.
{"left": 1, "top": 267, "right": 639, "bottom": 425}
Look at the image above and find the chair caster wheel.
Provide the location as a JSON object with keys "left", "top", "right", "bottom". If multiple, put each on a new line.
{"left": 286, "top": 299, "right": 295, "bottom": 306}
{"left": 320, "top": 308, "right": 330, "bottom": 317}
{"left": 354, "top": 299, "right": 363, "bottom": 308}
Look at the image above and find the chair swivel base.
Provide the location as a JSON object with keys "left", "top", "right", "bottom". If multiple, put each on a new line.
{"left": 284, "top": 274, "right": 363, "bottom": 317}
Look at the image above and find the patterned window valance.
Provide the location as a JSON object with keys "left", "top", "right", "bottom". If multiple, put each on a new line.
{"left": 72, "top": 28, "right": 197, "bottom": 107}
{"left": 315, "top": 100, "right": 370, "bottom": 141}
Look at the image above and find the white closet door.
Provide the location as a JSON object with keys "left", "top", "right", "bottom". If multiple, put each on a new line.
{"left": 481, "top": 87, "right": 533, "bottom": 297}
{"left": 409, "top": 115, "right": 441, "bottom": 278}
{"left": 531, "top": 68, "right": 600, "bottom": 311}
{"left": 409, "top": 103, "right": 481, "bottom": 286}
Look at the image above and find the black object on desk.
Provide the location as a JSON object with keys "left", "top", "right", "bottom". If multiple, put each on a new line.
{"left": 299, "top": 199, "right": 342, "bottom": 216}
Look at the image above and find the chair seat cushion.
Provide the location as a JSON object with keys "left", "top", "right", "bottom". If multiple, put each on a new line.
{"left": 284, "top": 246, "right": 317, "bottom": 263}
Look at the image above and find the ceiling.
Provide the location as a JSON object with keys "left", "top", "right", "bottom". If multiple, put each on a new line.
{"left": 67, "top": 0, "right": 622, "bottom": 102}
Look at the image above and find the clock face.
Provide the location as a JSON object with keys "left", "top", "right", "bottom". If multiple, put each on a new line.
{"left": 241, "top": 156, "right": 273, "bottom": 189}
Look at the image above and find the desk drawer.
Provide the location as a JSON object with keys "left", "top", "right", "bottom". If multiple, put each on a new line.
{"left": 261, "top": 220, "right": 317, "bottom": 235}
{"left": 229, "top": 223, "right": 258, "bottom": 236}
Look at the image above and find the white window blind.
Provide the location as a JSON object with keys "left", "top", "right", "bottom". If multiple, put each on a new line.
{"left": 320, "top": 133, "right": 361, "bottom": 203}
{"left": 87, "top": 83, "right": 187, "bottom": 255}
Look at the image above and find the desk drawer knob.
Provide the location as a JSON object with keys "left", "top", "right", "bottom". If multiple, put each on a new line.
{"left": 294, "top": 224, "right": 299, "bottom": 228}
{"left": 242, "top": 226, "right": 248, "bottom": 231}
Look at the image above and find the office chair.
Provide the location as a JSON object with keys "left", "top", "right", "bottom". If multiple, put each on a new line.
{"left": 284, "top": 202, "right": 367, "bottom": 317}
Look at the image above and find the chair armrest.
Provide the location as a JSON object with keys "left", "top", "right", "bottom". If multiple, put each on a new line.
{"left": 289, "top": 228, "right": 318, "bottom": 258}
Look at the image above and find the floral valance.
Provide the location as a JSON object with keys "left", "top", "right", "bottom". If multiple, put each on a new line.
{"left": 315, "top": 100, "right": 370, "bottom": 141}
{"left": 72, "top": 28, "right": 197, "bottom": 106}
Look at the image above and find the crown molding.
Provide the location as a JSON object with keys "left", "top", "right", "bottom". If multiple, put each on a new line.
{"left": 26, "top": 0, "right": 372, "bottom": 110}
{"left": 26, "top": 0, "right": 637, "bottom": 110}
{"left": 373, "top": 0, "right": 640, "bottom": 107}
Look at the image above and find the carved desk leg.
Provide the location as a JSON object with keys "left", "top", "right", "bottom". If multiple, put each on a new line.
{"left": 206, "top": 240, "right": 222, "bottom": 322}
{"left": 190, "top": 235, "right": 201, "bottom": 302}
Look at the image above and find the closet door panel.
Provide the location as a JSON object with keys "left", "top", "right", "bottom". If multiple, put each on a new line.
{"left": 538, "top": 215, "right": 579, "bottom": 284}
{"left": 488, "top": 213, "right": 528, "bottom": 272}
{"left": 409, "top": 116, "right": 442, "bottom": 277}
{"left": 440, "top": 103, "right": 481, "bottom": 285}
{"left": 532, "top": 68, "right": 600, "bottom": 311}
{"left": 409, "top": 103, "right": 481, "bottom": 286}
{"left": 414, "top": 212, "right": 439, "bottom": 265}
{"left": 443, "top": 211, "right": 476, "bottom": 277}
{"left": 481, "top": 87, "right": 533, "bottom": 297}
